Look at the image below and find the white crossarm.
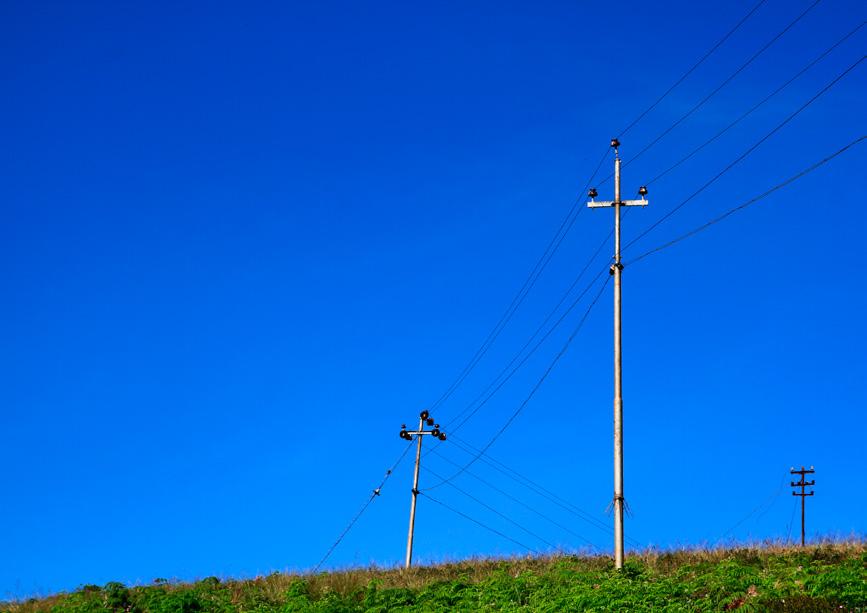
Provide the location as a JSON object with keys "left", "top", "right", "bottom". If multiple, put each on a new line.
{"left": 587, "top": 198, "right": 648, "bottom": 208}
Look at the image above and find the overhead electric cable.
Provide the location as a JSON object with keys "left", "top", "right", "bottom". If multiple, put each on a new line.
{"left": 442, "top": 231, "right": 613, "bottom": 432}
{"left": 617, "top": 0, "right": 769, "bottom": 138}
{"left": 619, "top": 0, "right": 824, "bottom": 174}
{"left": 628, "top": 135, "right": 866, "bottom": 265}
{"left": 322, "top": 2, "right": 837, "bottom": 569}
{"left": 430, "top": 450, "right": 599, "bottom": 548}
{"left": 420, "top": 264, "right": 609, "bottom": 490}
{"left": 312, "top": 442, "right": 413, "bottom": 572}
{"left": 432, "top": 2, "right": 804, "bottom": 428}
{"left": 430, "top": 0, "right": 795, "bottom": 418}
{"left": 718, "top": 471, "right": 788, "bottom": 541}
{"left": 624, "top": 55, "right": 865, "bottom": 254}
{"left": 785, "top": 497, "right": 798, "bottom": 542}
{"left": 426, "top": 273, "right": 611, "bottom": 490}
{"left": 645, "top": 21, "right": 866, "bottom": 187}
{"left": 429, "top": 148, "right": 611, "bottom": 414}
{"left": 421, "top": 492, "right": 540, "bottom": 554}
{"left": 426, "top": 467, "right": 563, "bottom": 550}
{"left": 444, "top": 266, "right": 609, "bottom": 437}
{"left": 446, "top": 434, "right": 643, "bottom": 548}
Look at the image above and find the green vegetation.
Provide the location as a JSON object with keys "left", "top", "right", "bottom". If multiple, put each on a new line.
{"left": 4, "top": 542, "right": 865, "bottom": 612}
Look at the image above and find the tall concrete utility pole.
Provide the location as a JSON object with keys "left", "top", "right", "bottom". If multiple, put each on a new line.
{"left": 790, "top": 466, "right": 815, "bottom": 546}
{"left": 399, "top": 410, "right": 447, "bottom": 568}
{"left": 587, "top": 138, "right": 648, "bottom": 569}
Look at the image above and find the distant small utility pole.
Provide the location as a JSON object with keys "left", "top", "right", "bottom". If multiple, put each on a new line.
{"left": 399, "top": 410, "right": 447, "bottom": 569}
{"left": 587, "top": 138, "right": 648, "bottom": 570}
{"left": 790, "top": 465, "right": 815, "bottom": 546}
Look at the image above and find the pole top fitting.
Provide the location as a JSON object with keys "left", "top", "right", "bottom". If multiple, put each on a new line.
{"left": 610, "top": 137, "right": 620, "bottom": 149}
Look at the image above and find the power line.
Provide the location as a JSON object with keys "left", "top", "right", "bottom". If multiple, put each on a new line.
{"left": 617, "top": 0, "right": 769, "bottom": 138}
{"left": 442, "top": 231, "right": 613, "bottom": 433}
{"left": 430, "top": 448, "right": 599, "bottom": 549}
{"left": 313, "top": 165, "right": 607, "bottom": 576}
{"left": 449, "top": 436, "right": 612, "bottom": 535}
{"left": 312, "top": 442, "right": 413, "bottom": 572}
{"left": 374, "top": 67, "right": 867, "bottom": 570}
{"left": 426, "top": 467, "right": 562, "bottom": 551}
{"left": 421, "top": 492, "right": 540, "bottom": 555}
{"left": 429, "top": 1, "right": 785, "bottom": 417}
{"left": 423, "top": 7, "right": 846, "bottom": 533}
{"left": 718, "top": 471, "right": 788, "bottom": 541}
{"left": 430, "top": 0, "right": 799, "bottom": 419}
{"left": 321, "top": 3, "right": 848, "bottom": 569}
{"left": 315, "top": 210, "right": 607, "bottom": 569}
{"left": 785, "top": 496, "right": 798, "bottom": 543}
{"left": 429, "top": 147, "right": 611, "bottom": 414}
{"left": 628, "top": 135, "right": 866, "bottom": 266}
{"left": 447, "top": 434, "right": 643, "bottom": 548}
{"left": 426, "top": 424, "right": 629, "bottom": 545}
{"left": 422, "top": 13, "right": 822, "bottom": 540}
{"left": 426, "top": 273, "right": 611, "bottom": 490}
{"left": 459, "top": 37, "right": 863, "bottom": 556}
{"left": 619, "top": 0, "right": 824, "bottom": 174}
{"left": 444, "top": 266, "right": 608, "bottom": 437}
{"left": 623, "top": 55, "right": 866, "bottom": 254}
{"left": 645, "top": 21, "right": 866, "bottom": 187}
{"left": 314, "top": 245, "right": 601, "bottom": 568}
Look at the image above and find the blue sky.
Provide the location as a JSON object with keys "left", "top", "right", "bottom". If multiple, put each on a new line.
{"left": 2, "top": 0, "right": 865, "bottom": 599}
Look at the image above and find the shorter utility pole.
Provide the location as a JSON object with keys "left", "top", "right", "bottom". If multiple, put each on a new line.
{"left": 790, "top": 466, "right": 815, "bottom": 546}
{"left": 399, "top": 410, "right": 447, "bottom": 569}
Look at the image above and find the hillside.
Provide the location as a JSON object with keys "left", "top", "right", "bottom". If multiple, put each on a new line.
{"left": 4, "top": 542, "right": 865, "bottom": 612}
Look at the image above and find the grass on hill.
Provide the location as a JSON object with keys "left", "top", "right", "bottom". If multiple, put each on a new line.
{"left": 3, "top": 541, "right": 865, "bottom": 612}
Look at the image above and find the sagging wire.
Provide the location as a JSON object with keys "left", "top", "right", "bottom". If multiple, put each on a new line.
{"left": 312, "top": 442, "right": 413, "bottom": 572}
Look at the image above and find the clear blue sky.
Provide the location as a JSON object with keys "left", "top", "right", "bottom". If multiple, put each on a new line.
{"left": 2, "top": 0, "right": 865, "bottom": 599}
